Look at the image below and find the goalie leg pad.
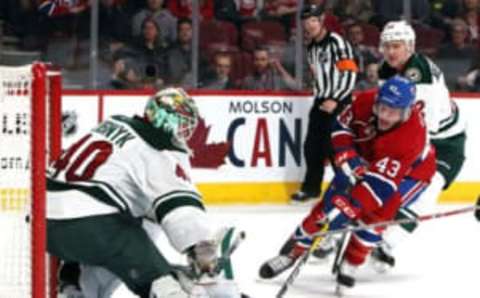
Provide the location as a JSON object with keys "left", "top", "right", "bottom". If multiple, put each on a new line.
{"left": 79, "top": 265, "right": 121, "bottom": 298}
{"left": 150, "top": 275, "right": 188, "bottom": 298}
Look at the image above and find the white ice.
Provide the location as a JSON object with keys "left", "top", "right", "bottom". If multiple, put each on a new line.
{"left": 112, "top": 203, "right": 480, "bottom": 298}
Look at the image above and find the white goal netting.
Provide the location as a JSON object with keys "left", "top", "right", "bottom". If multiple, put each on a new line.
{"left": 0, "top": 64, "right": 59, "bottom": 298}
{"left": 0, "top": 65, "right": 35, "bottom": 298}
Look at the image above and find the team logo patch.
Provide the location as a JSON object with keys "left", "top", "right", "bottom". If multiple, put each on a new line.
{"left": 405, "top": 68, "right": 422, "bottom": 82}
{"left": 319, "top": 51, "right": 331, "bottom": 64}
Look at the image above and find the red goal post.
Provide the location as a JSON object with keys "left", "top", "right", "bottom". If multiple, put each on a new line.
{"left": 0, "top": 63, "right": 62, "bottom": 298}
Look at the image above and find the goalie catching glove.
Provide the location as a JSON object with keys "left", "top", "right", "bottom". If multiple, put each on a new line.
{"left": 174, "top": 227, "right": 246, "bottom": 298}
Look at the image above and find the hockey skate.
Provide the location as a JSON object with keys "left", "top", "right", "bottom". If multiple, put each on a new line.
{"left": 311, "top": 234, "right": 337, "bottom": 261}
{"left": 259, "top": 238, "right": 303, "bottom": 279}
{"left": 290, "top": 191, "right": 318, "bottom": 204}
{"left": 369, "top": 243, "right": 395, "bottom": 273}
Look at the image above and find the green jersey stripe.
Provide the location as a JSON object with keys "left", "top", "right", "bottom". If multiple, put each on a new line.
{"left": 152, "top": 190, "right": 202, "bottom": 208}
{"left": 433, "top": 107, "right": 460, "bottom": 135}
{"left": 90, "top": 179, "right": 132, "bottom": 211}
{"left": 396, "top": 207, "right": 418, "bottom": 232}
{"left": 155, "top": 196, "right": 205, "bottom": 223}
{"left": 47, "top": 178, "right": 127, "bottom": 213}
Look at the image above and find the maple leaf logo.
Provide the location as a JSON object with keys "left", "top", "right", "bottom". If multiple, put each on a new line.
{"left": 188, "top": 117, "right": 230, "bottom": 168}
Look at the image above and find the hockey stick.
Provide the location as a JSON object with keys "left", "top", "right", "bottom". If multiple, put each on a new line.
{"left": 331, "top": 231, "right": 351, "bottom": 275}
{"left": 276, "top": 224, "right": 329, "bottom": 298}
{"left": 313, "top": 205, "right": 479, "bottom": 238}
{"left": 225, "top": 231, "right": 246, "bottom": 258}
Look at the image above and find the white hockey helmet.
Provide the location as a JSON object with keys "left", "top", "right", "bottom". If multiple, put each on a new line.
{"left": 380, "top": 21, "right": 416, "bottom": 53}
{"left": 145, "top": 87, "right": 199, "bottom": 143}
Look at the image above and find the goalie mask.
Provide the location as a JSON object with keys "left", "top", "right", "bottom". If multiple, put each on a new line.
{"left": 145, "top": 88, "right": 199, "bottom": 144}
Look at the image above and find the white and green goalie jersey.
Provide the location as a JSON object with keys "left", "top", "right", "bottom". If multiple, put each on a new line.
{"left": 378, "top": 53, "right": 466, "bottom": 139}
{"left": 46, "top": 115, "right": 204, "bottom": 222}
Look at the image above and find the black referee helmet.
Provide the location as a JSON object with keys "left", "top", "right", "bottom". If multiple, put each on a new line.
{"left": 301, "top": 4, "right": 325, "bottom": 20}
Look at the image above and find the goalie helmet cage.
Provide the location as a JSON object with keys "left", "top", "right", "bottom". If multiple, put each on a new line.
{"left": 0, "top": 63, "right": 62, "bottom": 298}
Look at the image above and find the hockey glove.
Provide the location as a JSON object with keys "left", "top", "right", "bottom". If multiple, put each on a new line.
{"left": 334, "top": 149, "right": 367, "bottom": 185}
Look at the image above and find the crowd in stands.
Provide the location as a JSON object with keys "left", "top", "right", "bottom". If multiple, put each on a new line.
{"left": 0, "top": 0, "right": 479, "bottom": 91}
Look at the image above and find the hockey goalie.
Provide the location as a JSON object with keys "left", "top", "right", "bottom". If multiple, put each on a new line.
{"left": 46, "top": 88, "right": 242, "bottom": 297}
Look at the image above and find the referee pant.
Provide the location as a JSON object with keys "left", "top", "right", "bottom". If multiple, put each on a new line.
{"left": 301, "top": 97, "right": 349, "bottom": 197}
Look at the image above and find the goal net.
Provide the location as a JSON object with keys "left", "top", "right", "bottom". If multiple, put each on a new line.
{"left": 0, "top": 64, "right": 62, "bottom": 298}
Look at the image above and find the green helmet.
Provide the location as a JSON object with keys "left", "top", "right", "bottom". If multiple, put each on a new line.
{"left": 145, "top": 88, "right": 199, "bottom": 143}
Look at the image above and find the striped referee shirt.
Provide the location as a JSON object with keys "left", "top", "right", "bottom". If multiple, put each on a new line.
{"left": 307, "top": 31, "right": 358, "bottom": 102}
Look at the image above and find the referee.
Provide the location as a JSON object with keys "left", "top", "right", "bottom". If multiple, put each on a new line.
{"left": 291, "top": 4, "right": 358, "bottom": 203}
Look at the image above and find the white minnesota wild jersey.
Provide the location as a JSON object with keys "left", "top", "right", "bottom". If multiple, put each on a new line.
{"left": 378, "top": 53, "right": 466, "bottom": 139}
{"left": 47, "top": 115, "right": 203, "bottom": 222}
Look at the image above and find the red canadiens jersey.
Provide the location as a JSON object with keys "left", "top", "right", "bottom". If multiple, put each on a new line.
{"left": 332, "top": 90, "right": 436, "bottom": 212}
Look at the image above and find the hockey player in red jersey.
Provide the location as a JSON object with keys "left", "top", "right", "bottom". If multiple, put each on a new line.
{"left": 259, "top": 76, "right": 436, "bottom": 292}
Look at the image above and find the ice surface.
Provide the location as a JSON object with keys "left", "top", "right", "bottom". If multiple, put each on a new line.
{"left": 112, "top": 204, "right": 480, "bottom": 298}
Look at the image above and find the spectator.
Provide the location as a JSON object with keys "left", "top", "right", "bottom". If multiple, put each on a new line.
{"left": 464, "top": 9, "right": 480, "bottom": 43}
{"left": 132, "top": 0, "right": 177, "bottom": 47}
{"left": 112, "top": 18, "right": 168, "bottom": 89}
{"left": 328, "top": 0, "right": 374, "bottom": 23}
{"left": 168, "top": 0, "right": 214, "bottom": 20}
{"left": 165, "top": 18, "right": 211, "bottom": 87}
{"left": 39, "top": 0, "right": 91, "bottom": 70}
{"left": 110, "top": 58, "right": 142, "bottom": 89}
{"left": 38, "top": 0, "right": 89, "bottom": 17}
{"left": 281, "top": 26, "right": 312, "bottom": 87}
{"left": 462, "top": 0, "right": 480, "bottom": 13}
{"left": 0, "top": 0, "right": 46, "bottom": 49}
{"left": 260, "top": 0, "right": 297, "bottom": 34}
{"left": 201, "top": 53, "right": 236, "bottom": 89}
{"left": 214, "top": 0, "right": 241, "bottom": 24}
{"left": 371, "top": 0, "right": 431, "bottom": 27}
{"left": 457, "top": 53, "right": 480, "bottom": 90}
{"left": 236, "top": 0, "right": 259, "bottom": 18}
{"left": 438, "top": 18, "right": 476, "bottom": 58}
{"left": 99, "top": 0, "right": 137, "bottom": 55}
{"left": 242, "top": 46, "right": 298, "bottom": 90}
{"left": 356, "top": 62, "right": 379, "bottom": 90}
{"left": 135, "top": 17, "right": 168, "bottom": 75}
{"left": 345, "top": 22, "right": 381, "bottom": 79}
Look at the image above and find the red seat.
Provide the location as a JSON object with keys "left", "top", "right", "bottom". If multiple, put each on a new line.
{"left": 204, "top": 43, "right": 240, "bottom": 59}
{"left": 413, "top": 24, "right": 445, "bottom": 56}
{"left": 241, "top": 20, "right": 287, "bottom": 51}
{"left": 200, "top": 20, "right": 238, "bottom": 49}
{"left": 360, "top": 23, "right": 380, "bottom": 47}
{"left": 230, "top": 51, "right": 253, "bottom": 83}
